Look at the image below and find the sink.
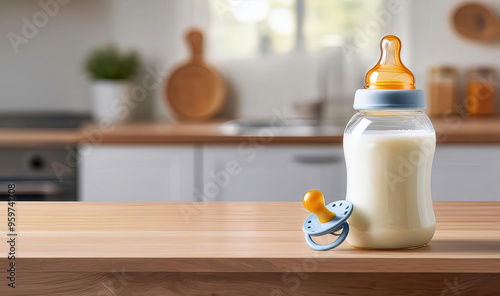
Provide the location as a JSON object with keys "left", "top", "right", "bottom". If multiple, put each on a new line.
{"left": 219, "top": 119, "right": 345, "bottom": 136}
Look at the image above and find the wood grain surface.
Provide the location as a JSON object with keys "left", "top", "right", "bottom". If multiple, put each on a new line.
{"left": 3, "top": 272, "right": 500, "bottom": 296}
{"left": 0, "top": 201, "right": 498, "bottom": 295}
{"left": 0, "top": 202, "right": 498, "bottom": 273}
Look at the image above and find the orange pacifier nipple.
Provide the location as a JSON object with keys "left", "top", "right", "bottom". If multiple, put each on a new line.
{"left": 365, "top": 35, "right": 415, "bottom": 90}
{"left": 303, "top": 190, "right": 336, "bottom": 223}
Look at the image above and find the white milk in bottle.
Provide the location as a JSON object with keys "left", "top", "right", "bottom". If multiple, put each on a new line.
{"left": 343, "top": 36, "right": 436, "bottom": 249}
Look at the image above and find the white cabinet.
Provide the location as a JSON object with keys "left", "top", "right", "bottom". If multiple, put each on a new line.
{"left": 432, "top": 145, "right": 500, "bottom": 201}
{"left": 79, "top": 145, "right": 195, "bottom": 202}
{"left": 201, "top": 146, "right": 345, "bottom": 202}
{"left": 78, "top": 143, "right": 500, "bottom": 202}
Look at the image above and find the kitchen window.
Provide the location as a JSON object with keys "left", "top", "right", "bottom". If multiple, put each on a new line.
{"left": 208, "top": 0, "right": 384, "bottom": 57}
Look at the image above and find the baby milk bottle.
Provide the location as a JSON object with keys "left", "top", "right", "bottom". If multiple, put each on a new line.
{"left": 344, "top": 35, "right": 436, "bottom": 249}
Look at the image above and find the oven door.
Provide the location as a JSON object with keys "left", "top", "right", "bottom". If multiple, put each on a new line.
{"left": 0, "top": 180, "right": 77, "bottom": 201}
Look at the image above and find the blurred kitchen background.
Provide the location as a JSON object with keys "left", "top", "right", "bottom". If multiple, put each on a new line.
{"left": 1, "top": 0, "right": 499, "bottom": 202}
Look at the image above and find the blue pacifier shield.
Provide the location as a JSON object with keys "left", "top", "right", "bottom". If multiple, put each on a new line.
{"left": 302, "top": 200, "right": 353, "bottom": 251}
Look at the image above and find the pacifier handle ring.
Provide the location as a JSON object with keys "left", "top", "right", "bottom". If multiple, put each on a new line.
{"left": 331, "top": 231, "right": 341, "bottom": 236}
{"left": 304, "top": 222, "right": 349, "bottom": 251}
{"left": 330, "top": 226, "right": 345, "bottom": 236}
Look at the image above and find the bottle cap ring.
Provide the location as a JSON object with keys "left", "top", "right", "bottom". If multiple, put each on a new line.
{"left": 353, "top": 89, "right": 425, "bottom": 110}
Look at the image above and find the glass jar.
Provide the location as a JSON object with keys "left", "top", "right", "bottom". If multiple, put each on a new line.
{"left": 466, "top": 67, "right": 496, "bottom": 116}
{"left": 343, "top": 109, "right": 436, "bottom": 249}
{"left": 427, "top": 66, "right": 459, "bottom": 117}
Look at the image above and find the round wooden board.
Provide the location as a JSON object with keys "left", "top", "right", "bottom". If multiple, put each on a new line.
{"left": 166, "top": 29, "right": 226, "bottom": 120}
{"left": 452, "top": 3, "right": 500, "bottom": 41}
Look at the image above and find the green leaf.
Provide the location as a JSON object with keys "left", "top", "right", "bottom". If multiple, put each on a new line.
{"left": 84, "top": 44, "right": 140, "bottom": 80}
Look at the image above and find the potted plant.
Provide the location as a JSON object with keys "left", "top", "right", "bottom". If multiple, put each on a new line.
{"left": 85, "top": 45, "right": 139, "bottom": 121}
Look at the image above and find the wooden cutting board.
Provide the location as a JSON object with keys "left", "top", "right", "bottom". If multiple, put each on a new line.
{"left": 165, "top": 28, "right": 226, "bottom": 121}
{"left": 452, "top": 2, "right": 500, "bottom": 41}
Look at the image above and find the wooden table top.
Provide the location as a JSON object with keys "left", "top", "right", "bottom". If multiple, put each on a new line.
{"left": 1, "top": 202, "right": 498, "bottom": 273}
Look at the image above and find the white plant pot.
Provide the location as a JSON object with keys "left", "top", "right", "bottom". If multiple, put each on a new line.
{"left": 91, "top": 80, "right": 132, "bottom": 122}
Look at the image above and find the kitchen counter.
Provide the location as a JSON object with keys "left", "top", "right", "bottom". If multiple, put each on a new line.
{"left": 0, "top": 128, "right": 83, "bottom": 147}
{"left": 78, "top": 116, "right": 500, "bottom": 144}
{"left": 433, "top": 116, "right": 500, "bottom": 144}
{"left": 79, "top": 121, "right": 343, "bottom": 145}
{"left": 2, "top": 117, "right": 500, "bottom": 146}
{"left": 1, "top": 202, "right": 499, "bottom": 295}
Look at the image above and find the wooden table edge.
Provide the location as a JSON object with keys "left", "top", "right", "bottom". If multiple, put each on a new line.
{"left": 6, "top": 257, "right": 500, "bottom": 274}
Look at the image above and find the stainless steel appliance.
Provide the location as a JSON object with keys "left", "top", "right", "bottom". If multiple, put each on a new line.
{"left": 0, "top": 113, "right": 89, "bottom": 129}
{"left": 0, "top": 113, "right": 90, "bottom": 201}
{"left": 0, "top": 148, "right": 77, "bottom": 201}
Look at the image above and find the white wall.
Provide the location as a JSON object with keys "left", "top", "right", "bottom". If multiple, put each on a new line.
{"left": 0, "top": 0, "right": 112, "bottom": 112}
{"left": 0, "top": 0, "right": 184, "bottom": 119}
{"left": 408, "top": 0, "right": 500, "bottom": 92}
{"left": 1, "top": 0, "right": 499, "bottom": 120}
{"left": 0, "top": 0, "right": 320, "bottom": 120}
{"left": 0, "top": 0, "right": 407, "bottom": 120}
{"left": 107, "top": 0, "right": 185, "bottom": 119}
{"left": 215, "top": 54, "right": 320, "bottom": 119}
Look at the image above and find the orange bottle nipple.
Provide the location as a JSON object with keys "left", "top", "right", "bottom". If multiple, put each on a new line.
{"left": 365, "top": 35, "right": 415, "bottom": 90}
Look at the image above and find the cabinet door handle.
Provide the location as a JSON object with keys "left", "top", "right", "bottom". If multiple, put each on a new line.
{"left": 0, "top": 182, "right": 64, "bottom": 195}
{"left": 293, "top": 155, "right": 342, "bottom": 164}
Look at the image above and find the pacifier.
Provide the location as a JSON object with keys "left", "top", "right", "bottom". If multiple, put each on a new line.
{"left": 302, "top": 190, "right": 353, "bottom": 251}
